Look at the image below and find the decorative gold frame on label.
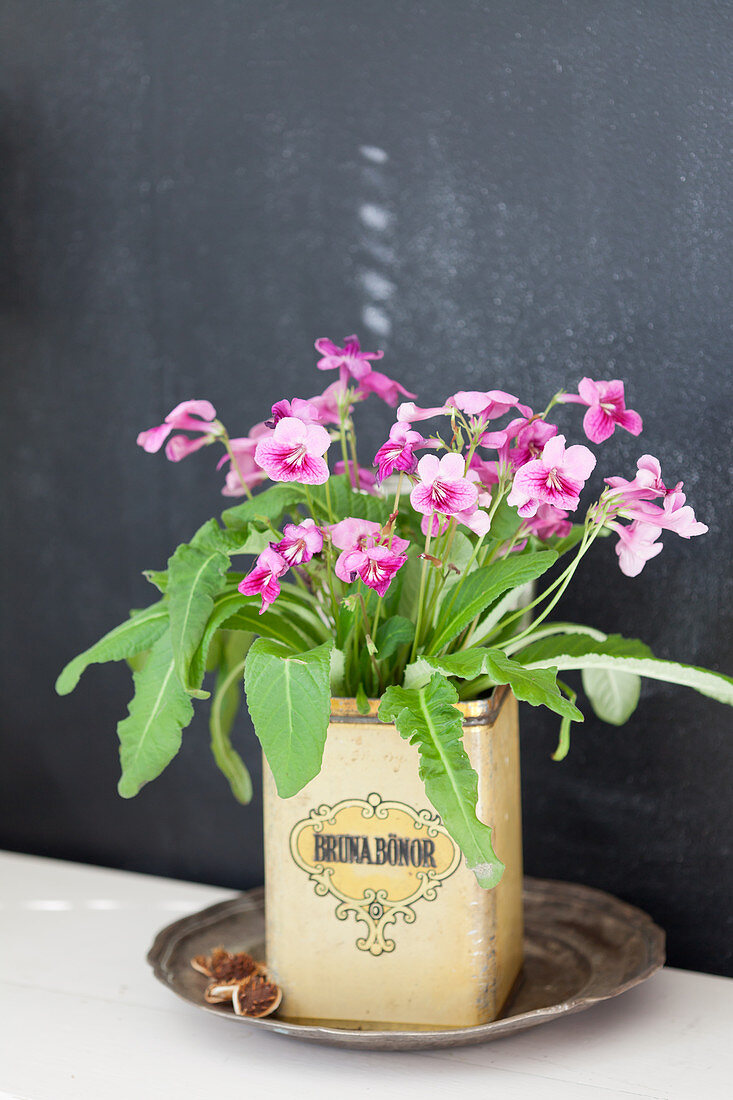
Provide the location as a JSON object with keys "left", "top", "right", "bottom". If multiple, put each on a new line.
{"left": 289, "top": 792, "right": 461, "bottom": 955}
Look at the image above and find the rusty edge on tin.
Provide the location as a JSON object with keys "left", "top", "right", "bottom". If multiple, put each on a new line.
{"left": 329, "top": 684, "right": 510, "bottom": 726}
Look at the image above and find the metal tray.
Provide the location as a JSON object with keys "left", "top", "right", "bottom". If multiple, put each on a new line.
{"left": 147, "top": 877, "right": 665, "bottom": 1050}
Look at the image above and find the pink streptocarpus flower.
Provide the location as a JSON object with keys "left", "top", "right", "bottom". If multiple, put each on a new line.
{"left": 620, "top": 490, "right": 708, "bottom": 539}
{"left": 329, "top": 517, "right": 382, "bottom": 551}
{"left": 468, "top": 452, "right": 501, "bottom": 489}
{"left": 449, "top": 390, "right": 532, "bottom": 423}
{"left": 410, "top": 453, "right": 478, "bottom": 517}
{"left": 254, "top": 416, "right": 331, "bottom": 485}
{"left": 373, "top": 423, "right": 428, "bottom": 482}
{"left": 218, "top": 424, "right": 270, "bottom": 496}
{"left": 334, "top": 460, "right": 378, "bottom": 493}
{"left": 560, "top": 378, "right": 643, "bottom": 444}
{"left": 396, "top": 401, "right": 450, "bottom": 423}
{"left": 507, "top": 418, "right": 558, "bottom": 469}
{"left": 524, "top": 503, "right": 572, "bottom": 540}
{"left": 307, "top": 380, "right": 349, "bottom": 426}
{"left": 507, "top": 434, "right": 596, "bottom": 518}
{"left": 605, "top": 454, "right": 682, "bottom": 503}
{"left": 608, "top": 521, "right": 664, "bottom": 578}
{"left": 266, "top": 398, "right": 323, "bottom": 428}
{"left": 272, "top": 519, "right": 324, "bottom": 566}
{"left": 329, "top": 517, "right": 409, "bottom": 596}
{"left": 335, "top": 544, "right": 408, "bottom": 596}
{"left": 315, "top": 334, "right": 384, "bottom": 380}
{"left": 237, "top": 547, "right": 289, "bottom": 614}
{"left": 137, "top": 399, "right": 221, "bottom": 458}
{"left": 315, "top": 335, "right": 415, "bottom": 406}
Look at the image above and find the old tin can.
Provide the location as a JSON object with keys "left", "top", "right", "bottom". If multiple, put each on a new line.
{"left": 262, "top": 687, "right": 523, "bottom": 1029}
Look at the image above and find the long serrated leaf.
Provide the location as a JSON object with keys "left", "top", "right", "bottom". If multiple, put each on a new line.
{"left": 244, "top": 638, "right": 334, "bottom": 797}
{"left": 56, "top": 602, "right": 168, "bottom": 695}
{"left": 417, "top": 649, "right": 583, "bottom": 721}
{"left": 517, "top": 634, "right": 733, "bottom": 708}
{"left": 117, "top": 630, "right": 194, "bottom": 797}
{"left": 378, "top": 674, "right": 505, "bottom": 889}
{"left": 167, "top": 541, "right": 230, "bottom": 698}
{"left": 426, "top": 550, "right": 558, "bottom": 655}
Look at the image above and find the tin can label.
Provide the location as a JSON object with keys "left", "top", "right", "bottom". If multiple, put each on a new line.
{"left": 289, "top": 792, "right": 460, "bottom": 955}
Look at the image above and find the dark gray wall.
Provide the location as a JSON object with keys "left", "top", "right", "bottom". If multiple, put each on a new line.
{"left": 2, "top": 2, "right": 731, "bottom": 976}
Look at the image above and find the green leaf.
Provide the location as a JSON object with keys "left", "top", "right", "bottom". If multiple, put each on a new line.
{"left": 426, "top": 550, "right": 558, "bottom": 655}
{"left": 487, "top": 497, "right": 523, "bottom": 542}
{"left": 552, "top": 679, "right": 580, "bottom": 761}
{"left": 330, "top": 647, "right": 347, "bottom": 695}
{"left": 209, "top": 632, "right": 254, "bottom": 804}
{"left": 376, "top": 616, "right": 415, "bottom": 661}
{"left": 56, "top": 602, "right": 168, "bottom": 695}
{"left": 378, "top": 674, "right": 504, "bottom": 889}
{"left": 413, "top": 649, "right": 583, "bottom": 721}
{"left": 167, "top": 540, "right": 230, "bottom": 699}
{"left": 356, "top": 683, "right": 371, "bottom": 714}
{"left": 582, "top": 667, "right": 641, "bottom": 726}
{"left": 517, "top": 634, "right": 733, "bottom": 710}
{"left": 244, "top": 638, "right": 334, "bottom": 797}
{"left": 221, "top": 484, "right": 305, "bottom": 530}
{"left": 143, "top": 568, "right": 168, "bottom": 593}
{"left": 117, "top": 630, "right": 194, "bottom": 798}
{"left": 224, "top": 603, "right": 315, "bottom": 651}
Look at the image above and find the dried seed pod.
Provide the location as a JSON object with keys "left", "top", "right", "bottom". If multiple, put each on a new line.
{"left": 232, "top": 974, "right": 282, "bottom": 1018}
{"left": 204, "top": 982, "right": 239, "bottom": 1004}
{"left": 191, "top": 946, "right": 262, "bottom": 983}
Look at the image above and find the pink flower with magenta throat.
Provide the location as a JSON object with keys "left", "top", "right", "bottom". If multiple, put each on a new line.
{"left": 137, "top": 399, "right": 222, "bottom": 460}
{"left": 254, "top": 416, "right": 331, "bottom": 485}
{"left": 315, "top": 335, "right": 415, "bottom": 407}
{"left": 507, "top": 434, "right": 596, "bottom": 518}
{"left": 410, "top": 453, "right": 479, "bottom": 517}
{"left": 374, "top": 422, "right": 428, "bottom": 482}
{"left": 330, "top": 517, "right": 409, "bottom": 596}
{"left": 561, "top": 378, "right": 643, "bottom": 445}
{"left": 238, "top": 547, "right": 289, "bottom": 614}
{"left": 272, "top": 519, "right": 323, "bottom": 566}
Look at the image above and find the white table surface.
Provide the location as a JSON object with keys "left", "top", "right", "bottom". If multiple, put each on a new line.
{"left": 0, "top": 851, "right": 731, "bottom": 1100}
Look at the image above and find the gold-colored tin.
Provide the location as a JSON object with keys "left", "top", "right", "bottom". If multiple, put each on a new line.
{"left": 262, "top": 687, "right": 523, "bottom": 1029}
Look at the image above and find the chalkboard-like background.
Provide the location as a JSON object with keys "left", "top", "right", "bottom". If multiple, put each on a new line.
{"left": 1, "top": 2, "right": 731, "bottom": 976}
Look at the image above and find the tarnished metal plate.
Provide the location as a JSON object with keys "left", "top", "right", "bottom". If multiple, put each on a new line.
{"left": 147, "top": 878, "right": 665, "bottom": 1050}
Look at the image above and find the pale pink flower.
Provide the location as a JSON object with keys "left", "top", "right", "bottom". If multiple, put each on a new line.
{"left": 507, "top": 434, "right": 596, "bottom": 518}
{"left": 410, "top": 453, "right": 479, "bottom": 517}
{"left": 358, "top": 368, "right": 415, "bottom": 406}
{"left": 237, "top": 547, "right": 289, "bottom": 614}
{"left": 137, "top": 399, "right": 221, "bottom": 457}
{"left": 329, "top": 517, "right": 382, "bottom": 551}
{"left": 561, "top": 378, "right": 643, "bottom": 444}
{"left": 623, "top": 491, "right": 708, "bottom": 539}
{"left": 218, "top": 424, "right": 269, "bottom": 496}
{"left": 373, "top": 423, "right": 428, "bottom": 482}
{"left": 468, "top": 452, "right": 501, "bottom": 488}
{"left": 335, "top": 544, "right": 408, "bottom": 596}
{"left": 266, "top": 398, "right": 323, "bottom": 428}
{"left": 524, "top": 503, "right": 572, "bottom": 540}
{"left": 334, "top": 460, "right": 378, "bottom": 493}
{"left": 315, "top": 334, "right": 384, "bottom": 381}
{"left": 307, "top": 380, "right": 349, "bottom": 426}
{"left": 608, "top": 521, "right": 664, "bottom": 578}
{"left": 254, "top": 416, "right": 331, "bottom": 485}
{"left": 272, "top": 519, "right": 324, "bottom": 566}
{"left": 449, "top": 390, "right": 532, "bottom": 423}
{"left": 605, "top": 454, "right": 682, "bottom": 502}
{"left": 396, "top": 402, "right": 450, "bottom": 423}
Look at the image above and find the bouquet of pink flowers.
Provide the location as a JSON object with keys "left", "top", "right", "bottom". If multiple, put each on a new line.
{"left": 57, "top": 335, "right": 731, "bottom": 888}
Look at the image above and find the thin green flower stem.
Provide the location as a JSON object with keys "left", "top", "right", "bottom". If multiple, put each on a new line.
{"left": 324, "top": 478, "right": 335, "bottom": 523}
{"left": 348, "top": 425, "right": 360, "bottom": 485}
{"left": 304, "top": 485, "right": 339, "bottom": 622}
{"left": 220, "top": 429, "right": 254, "bottom": 500}
{"left": 420, "top": 518, "right": 457, "bottom": 639}
{"left": 409, "top": 520, "right": 434, "bottom": 662}
{"left": 504, "top": 523, "right": 603, "bottom": 649}
{"left": 337, "top": 399, "right": 355, "bottom": 489}
{"left": 358, "top": 591, "right": 384, "bottom": 693}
